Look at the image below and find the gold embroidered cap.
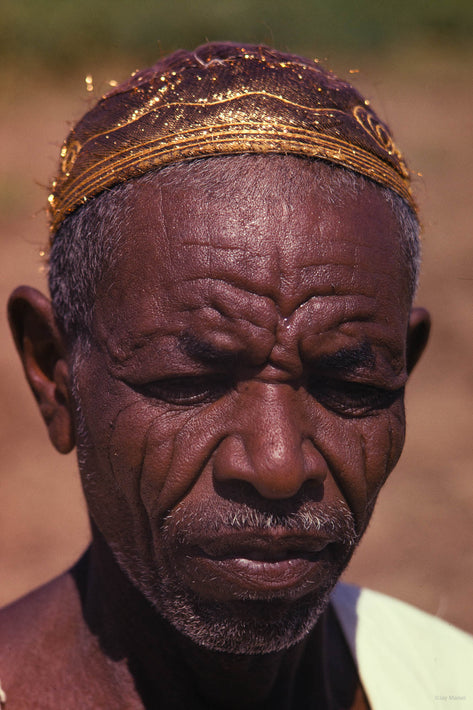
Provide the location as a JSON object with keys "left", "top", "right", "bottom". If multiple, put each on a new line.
{"left": 49, "top": 42, "right": 414, "bottom": 234}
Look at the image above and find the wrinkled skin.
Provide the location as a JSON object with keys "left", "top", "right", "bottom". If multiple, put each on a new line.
{"left": 4, "top": 156, "right": 430, "bottom": 708}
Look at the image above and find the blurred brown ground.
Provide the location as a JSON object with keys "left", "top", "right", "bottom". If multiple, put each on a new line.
{"left": 1, "top": 51, "right": 472, "bottom": 631}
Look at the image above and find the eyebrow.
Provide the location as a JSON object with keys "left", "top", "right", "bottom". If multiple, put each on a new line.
{"left": 179, "top": 331, "right": 240, "bottom": 365}
{"left": 180, "top": 332, "right": 377, "bottom": 374}
{"left": 314, "top": 341, "right": 376, "bottom": 373}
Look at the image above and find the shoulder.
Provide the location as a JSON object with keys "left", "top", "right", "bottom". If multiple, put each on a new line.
{"left": 0, "top": 571, "right": 137, "bottom": 709}
{"left": 331, "top": 583, "right": 473, "bottom": 710}
{"left": 0, "top": 571, "right": 80, "bottom": 658}
{"left": 0, "top": 573, "right": 84, "bottom": 707}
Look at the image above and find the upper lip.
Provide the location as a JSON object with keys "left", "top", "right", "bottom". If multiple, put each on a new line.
{"left": 188, "top": 531, "right": 334, "bottom": 562}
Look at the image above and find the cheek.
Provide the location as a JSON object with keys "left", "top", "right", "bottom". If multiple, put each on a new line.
{"left": 361, "top": 403, "right": 406, "bottom": 502}
{"left": 80, "top": 384, "right": 233, "bottom": 519}
{"left": 75, "top": 349, "right": 238, "bottom": 560}
{"left": 309, "top": 402, "right": 405, "bottom": 531}
{"left": 76, "top": 394, "right": 154, "bottom": 548}
{"left": 140, "top": 401, "right": 233, "bottom": 519}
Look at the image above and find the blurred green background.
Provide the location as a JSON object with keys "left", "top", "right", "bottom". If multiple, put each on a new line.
{"left": 2, "top": 0, "right": 472, "bottom": 74}
{"left": 1, "top": 0, "right": 472, "bottom": 634}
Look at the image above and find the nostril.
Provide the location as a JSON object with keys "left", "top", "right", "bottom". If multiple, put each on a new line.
{"left": 302, "top": 438, "right": 328, "bottom": 481}
{"left": 213, "top": 478, "right": 325, "bottom": 508}
{"left": 213, "top": 435, "right": 253, "bottom": 484}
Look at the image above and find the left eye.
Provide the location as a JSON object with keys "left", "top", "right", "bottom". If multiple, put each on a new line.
{"left": 307, "top": 376, "right": 404, "bottom": 417}
{"left": 137, "top": 376, "right": 231, "bottom": 405}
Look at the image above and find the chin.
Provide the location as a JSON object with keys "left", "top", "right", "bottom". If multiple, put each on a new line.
{"left": 156, "top": 582, "right": 337, "bottom": 654}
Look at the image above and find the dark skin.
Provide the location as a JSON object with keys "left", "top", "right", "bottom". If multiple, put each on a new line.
{"left": 1, "top": 156, "right": 430, "bottom": 709}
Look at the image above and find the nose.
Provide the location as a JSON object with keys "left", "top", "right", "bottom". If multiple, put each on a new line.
{"left": 213, "top": 382, "right": 327, "bottom": 499}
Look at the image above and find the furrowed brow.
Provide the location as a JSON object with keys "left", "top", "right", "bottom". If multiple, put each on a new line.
{"left": 314, "top": 341, "right": 376, "bottom": 373}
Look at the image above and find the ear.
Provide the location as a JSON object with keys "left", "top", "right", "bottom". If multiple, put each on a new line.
{"left": 406, "top": 306, "right": 431, "bottom": 375}
{"left": 8, "top": 286, "right": 75, "bottom": 454}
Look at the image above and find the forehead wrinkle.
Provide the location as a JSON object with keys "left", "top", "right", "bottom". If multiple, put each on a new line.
{"left": 292, "top": 261, "right": 399, "bottom": 300}
{"left": 287, "top": 251, "right": 398, "bottom": 277}
{"left": 172, "top": 238, "right": 282, "bottom": 286}
{"left": 175, "top": 275, "right": 279, "bottom": 322}
{"left": 178, "top": 241, "right": 250, "bottom": 255}
{"left": 277, "top": 293, "right": 377, "bottom": 345}
{"left": 291, "top": 235, "right": 397, "bottom": 265}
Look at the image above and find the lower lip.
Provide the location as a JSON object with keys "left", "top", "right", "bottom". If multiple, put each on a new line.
{"left": 175, "top": 548, "right": 333, "bottom": 600}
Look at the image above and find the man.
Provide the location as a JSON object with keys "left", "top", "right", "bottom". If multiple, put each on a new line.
{"left": 1, "top": 42, "right": 471, "bottom": 709}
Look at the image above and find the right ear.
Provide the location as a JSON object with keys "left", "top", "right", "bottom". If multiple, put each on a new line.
{"left": 8, "top": 286, "right": 75, "bottom": 454}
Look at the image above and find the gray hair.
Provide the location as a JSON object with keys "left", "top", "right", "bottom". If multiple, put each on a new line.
{"left": 48, "top": 155, "right": 420, "bottom": 347}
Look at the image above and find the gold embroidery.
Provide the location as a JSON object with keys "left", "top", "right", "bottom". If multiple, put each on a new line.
{"left": 353, "top": 105, "right": 408, "bottom": 177}
{"left": 49, "top": 43, "right": 415, "bottom": 235}
{"left": 60, "top": 140, "right": 82, "bottom": 177}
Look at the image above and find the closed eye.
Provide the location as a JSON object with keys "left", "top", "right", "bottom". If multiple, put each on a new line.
{"left": 136, "top": 375, "right": 232, "bottom": 406}
{"left": 307, "top": 376, "right": 404, "bottom": 417}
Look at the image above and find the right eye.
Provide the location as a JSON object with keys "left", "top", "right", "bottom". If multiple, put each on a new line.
{"left": 307, "top": 376, "right": 404, "bottom": 417}
{"left": 136, "top": 375, "right": 232, "bottom": 406}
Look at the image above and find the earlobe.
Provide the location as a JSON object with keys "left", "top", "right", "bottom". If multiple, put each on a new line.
{"left": 8, "top": 286, "right": 76, "bottom": 454}
{"left": 406, "top": 306, "right": 431, "bottom": 374}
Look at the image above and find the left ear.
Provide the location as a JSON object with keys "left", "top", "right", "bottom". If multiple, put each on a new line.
{"left": 406, "top": 307, "right": 431, "bottom": 374}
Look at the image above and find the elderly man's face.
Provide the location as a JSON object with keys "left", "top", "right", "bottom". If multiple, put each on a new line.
{"left": 73, "top": 156, "right": 412, "bottom": 653}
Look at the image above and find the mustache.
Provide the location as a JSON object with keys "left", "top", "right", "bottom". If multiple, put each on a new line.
{"left": 163, "top": 498, "right": 358, "bottom": 547}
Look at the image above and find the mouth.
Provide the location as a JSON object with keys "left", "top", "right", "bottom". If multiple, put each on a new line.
{"left": 172, "top": 531, "right": 338, "bottom": 601}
